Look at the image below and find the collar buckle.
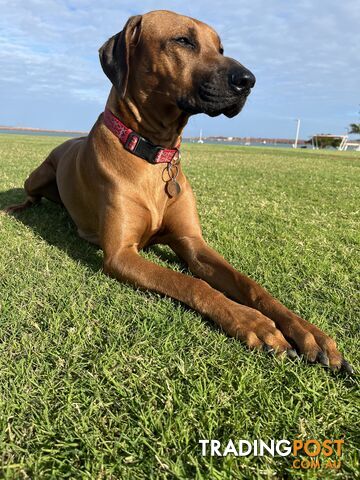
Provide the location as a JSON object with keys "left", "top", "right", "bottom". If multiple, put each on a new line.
{"left": 124, "top": 132, "right": 140, "bottom": 153}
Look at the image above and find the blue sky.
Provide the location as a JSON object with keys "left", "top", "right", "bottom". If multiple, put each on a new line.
{"left": 0, "top": 0, "right": 359, "bottom": 138}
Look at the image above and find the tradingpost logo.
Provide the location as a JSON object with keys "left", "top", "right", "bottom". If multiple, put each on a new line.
{"left": 199, "top": 438, "right": 344, "bottom": 470}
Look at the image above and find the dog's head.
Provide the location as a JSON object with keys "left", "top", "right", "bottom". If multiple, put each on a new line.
{"left": 99, "top": 10, "right": 255, "bottom": 119}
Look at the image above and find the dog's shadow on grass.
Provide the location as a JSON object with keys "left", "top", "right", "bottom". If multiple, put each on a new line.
{"left": 0, "top": 188, "right": 183, "bottom": 272}
{"left": 1, "top": 188, "right": 219, "bottom": 339}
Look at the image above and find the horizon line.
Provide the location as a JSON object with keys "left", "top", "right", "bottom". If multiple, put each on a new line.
{"left": 0, "top": 125, "right": 307, "bottom": 142}
{"left": 0, "top": 125, "right": 88, "bottom": 134}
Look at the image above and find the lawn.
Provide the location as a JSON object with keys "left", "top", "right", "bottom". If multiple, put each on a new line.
{"left": 0, "top": 134, "right": 359, "bottom": 479}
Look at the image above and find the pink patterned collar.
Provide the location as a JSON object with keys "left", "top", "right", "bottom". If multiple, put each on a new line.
{"left": 103, "top": 108, "right": 181, "bottom": 164}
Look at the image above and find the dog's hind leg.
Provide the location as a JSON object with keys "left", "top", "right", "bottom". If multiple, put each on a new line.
{"left": 5, "top": 154, "right": 62, "bottom": 213}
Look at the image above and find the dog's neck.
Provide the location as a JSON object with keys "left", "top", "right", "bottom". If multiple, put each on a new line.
{"left": 105, "top": 88, "right": 189, "bottom": 148}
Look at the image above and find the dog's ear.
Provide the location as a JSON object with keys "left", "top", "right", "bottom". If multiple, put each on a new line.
{"left": 99, "top": 15, "right": 142, "bottom": 98}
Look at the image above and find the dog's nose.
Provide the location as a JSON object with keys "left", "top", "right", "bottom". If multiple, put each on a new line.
{"left": 229, "top": 68, "right": 256, "bottom": 92}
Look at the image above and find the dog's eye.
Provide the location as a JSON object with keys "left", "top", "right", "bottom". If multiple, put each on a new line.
{"left": 174, "top": 37, "right": 195, "bottom": 48}
{"left": 219, "top": 47, "right": 224, "bottom": 55}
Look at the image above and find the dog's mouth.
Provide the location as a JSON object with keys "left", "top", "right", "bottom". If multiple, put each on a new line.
{"left": 178, "top": 84, "right": 251, "bottom": 118}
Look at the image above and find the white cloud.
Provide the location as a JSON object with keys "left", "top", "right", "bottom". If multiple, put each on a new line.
{"left": 0, "top": 0, "right": 359, "bottom": 136}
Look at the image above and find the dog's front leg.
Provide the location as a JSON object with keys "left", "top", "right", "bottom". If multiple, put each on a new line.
{"left": 103, "top": 245, "right": 295, "bottom": 354}
{"left": 169, "top": 236, "right": 353, "bottom": 373}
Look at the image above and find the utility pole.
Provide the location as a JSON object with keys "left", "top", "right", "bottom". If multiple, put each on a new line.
{"left": 294, "top": 118, "right": 301, "bottom": 148}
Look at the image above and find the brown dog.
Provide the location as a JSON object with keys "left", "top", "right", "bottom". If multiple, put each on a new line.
{"left": 7, "top": 10, "right": 353, "bottom": 373}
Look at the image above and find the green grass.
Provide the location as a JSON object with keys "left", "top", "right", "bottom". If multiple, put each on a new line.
{"left": 0, "top": 134, "right": 359, "bottom": 479}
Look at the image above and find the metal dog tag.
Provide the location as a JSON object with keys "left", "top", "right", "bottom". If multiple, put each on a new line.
{"left": 166, "top": 179, "right": 181, "bottom": 197}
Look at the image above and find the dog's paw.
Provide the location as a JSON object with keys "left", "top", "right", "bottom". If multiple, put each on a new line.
{"left": 278, "top": 317, "right": 355, "bottom": 375}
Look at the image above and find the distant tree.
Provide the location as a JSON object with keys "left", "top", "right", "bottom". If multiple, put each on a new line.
{"left": 349, "top": 106, "right": 360, "bottom": 135}
{"left": 348, "top": 123, "right": 360, "bottom": 134}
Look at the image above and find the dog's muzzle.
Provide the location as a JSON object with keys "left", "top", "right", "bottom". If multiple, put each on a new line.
{"left": 179, "top": 61, "right": 256, "bottom": 118}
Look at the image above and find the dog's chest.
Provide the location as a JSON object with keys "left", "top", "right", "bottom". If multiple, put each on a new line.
{"left": 137, "top": 190, "right": 169, "bottom": 247}
{"left": 147, "top": 196, "right": 167, "bottom": 234}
